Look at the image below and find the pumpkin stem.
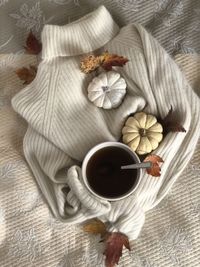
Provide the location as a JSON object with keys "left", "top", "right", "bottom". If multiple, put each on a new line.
{"left": 102, "top": 86, "right": 110, "bottom": 92}
{"left": 139, "top": 128, "right": 147, "bottom": 137}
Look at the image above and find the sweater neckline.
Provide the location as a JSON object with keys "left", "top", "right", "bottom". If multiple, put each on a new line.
{"left": 41, "top": 6, "right": 119, "bottom": 59}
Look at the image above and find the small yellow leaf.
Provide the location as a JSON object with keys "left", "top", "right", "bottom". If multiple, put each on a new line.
{"left": 83, "top": 218, "right": 107, "bottom": 236}
{"left": 80, "top": 55, "right": 101, "bottom": 74}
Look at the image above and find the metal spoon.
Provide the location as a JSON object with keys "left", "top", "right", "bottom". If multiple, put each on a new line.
{"left": 121, "top": 161, "right": 152, "bottom": 170}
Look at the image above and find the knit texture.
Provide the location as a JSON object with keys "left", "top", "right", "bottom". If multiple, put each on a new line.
{"left": 12, "top": 6, "right": 200, "bottom": 240}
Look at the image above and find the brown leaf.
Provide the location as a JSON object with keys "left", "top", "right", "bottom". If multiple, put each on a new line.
{"left": 15, "top": 65, "right": 37, "bottom": 84}
{"left": 144, "top": 154, "right": 164, "bottom": 177}
{"left": 101, "top": 52, "right": 129, "bottom": 71}
{"left": 160, "top": 106, "right": 186, "bottom": 134}
{"left": 103, "top": 232, "right": 130, "bottom": 267}
{"left": 80, "top": 52, "right": 128, "bottom": 73}
{"left": 83, "top": 218, "right": 107, "bottom": 237}
{"left": 24, "top": 31, "right": 42, "bottom": 55}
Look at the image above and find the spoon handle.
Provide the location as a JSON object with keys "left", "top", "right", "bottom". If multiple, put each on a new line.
{"left": 121, "top": 161, "right": 152, "bottom": 170}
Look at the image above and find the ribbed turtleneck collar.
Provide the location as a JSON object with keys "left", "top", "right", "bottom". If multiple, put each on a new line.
{"left": 41, "top": 6, "right": 119, "bottom": 59}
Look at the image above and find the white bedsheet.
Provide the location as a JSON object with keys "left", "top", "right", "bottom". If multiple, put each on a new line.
{"left": 0, "top": 53, "right": 199, "bottom": 267}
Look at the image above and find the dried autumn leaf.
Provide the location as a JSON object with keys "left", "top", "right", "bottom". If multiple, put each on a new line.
{"left": 160, "top": 106, "right": 186, "bottom": 134}
{"left": 80, "top": 52, "right": 128, "bottom": 73}
{"left": 144, "top": 154, "right": 164, "bottom": 177}
{"left": 103, "top": 232, "right": 130, "bottom": 267}
{"left": 15, "top": 65, "right": 37, "bottom": 84}
{"left": 80, "top": 55, "right": 101, "bottom": 74}
{"left": 101, "top": 52, "right": 129, "bottom": 71}
{"left": 83, "top": 218, "right": 107, "bottom": 237}
{"left": 24, "top": 31, "right": 42, "bottom": 55}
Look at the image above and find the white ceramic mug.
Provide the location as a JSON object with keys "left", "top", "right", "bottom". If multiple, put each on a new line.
{"left": 82, "top": 141, "right": 142, "bottom": 201}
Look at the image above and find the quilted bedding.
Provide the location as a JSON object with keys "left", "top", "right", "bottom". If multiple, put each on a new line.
{"left": 0, "top": 1, "right": 200, "bottom": 266}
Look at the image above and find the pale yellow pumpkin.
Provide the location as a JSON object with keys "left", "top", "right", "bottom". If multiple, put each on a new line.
{"left": 122, "top": 112, "right": 163, "bottom": 155}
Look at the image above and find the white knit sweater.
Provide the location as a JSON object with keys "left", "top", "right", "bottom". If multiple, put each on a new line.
{"left": 12, "top": 6, "right": 200, "bottom": 240}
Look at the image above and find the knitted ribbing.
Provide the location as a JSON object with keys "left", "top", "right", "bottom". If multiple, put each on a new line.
{"left": 11, "top": 6, "right": 200, "bottom": 240}
{"left": 41, "top": 6, "right": 119, "bottom": 58}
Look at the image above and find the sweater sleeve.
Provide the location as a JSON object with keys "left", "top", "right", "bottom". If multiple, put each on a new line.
{"left": 132, "top": 24, "right": 200, "bottom": 208}
{"left": 23, "top": 126, "right": 111, "bottom": 222}
{"left": 99, "top": 24, "right": 200, "bottom": 239}
{"left": 11, "top": 60, "right": 111, "bottom": 222}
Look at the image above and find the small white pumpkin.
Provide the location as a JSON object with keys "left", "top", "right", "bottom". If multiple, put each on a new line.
{"left": 87, "top": 71, "right": 126, "bottom": 109}
{"left": 122, "top": 112, "right": 163, "bottom": 155}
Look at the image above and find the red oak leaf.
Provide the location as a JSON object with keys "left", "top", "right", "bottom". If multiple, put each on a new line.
{"left": 160, "top": 106, "right": 186, "bottom": 134}
{"left": 103, "top": 232, "right": 130, "bottom": 267}
{"left": 24, "top": 31, "right": 42, "bottom": 55}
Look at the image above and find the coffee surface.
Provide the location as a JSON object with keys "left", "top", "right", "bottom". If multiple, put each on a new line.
{"left": 86, "top": 146, "right": 138, "bottom": 198}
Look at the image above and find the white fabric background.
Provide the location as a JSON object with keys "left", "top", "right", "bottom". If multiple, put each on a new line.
{"left": 0, "top": 53, "right": 199, "bottom": 267}
{"left": 0, "top": 1, "right": 200, "bottom": 266}
{"left": 0, "top": 0, "right": 200, "bottom": 55}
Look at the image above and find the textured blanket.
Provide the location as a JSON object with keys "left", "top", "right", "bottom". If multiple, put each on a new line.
{"left": 0, "top": 53, "right": 199, "bottom": 267}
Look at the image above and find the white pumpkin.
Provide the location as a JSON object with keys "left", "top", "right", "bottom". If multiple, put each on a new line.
{"left": 87, "top": 71, "right": 126, "bottom": 109}
{"left": 122, "top": 112, "right": 163, "bottom": 155}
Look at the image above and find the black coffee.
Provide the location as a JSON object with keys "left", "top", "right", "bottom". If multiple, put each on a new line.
{"left": 86, "top": 146, "right": 138, "bottom": 199}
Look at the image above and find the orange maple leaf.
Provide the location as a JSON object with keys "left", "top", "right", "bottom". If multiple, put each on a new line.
{"left": 15, "top": 65, "right": 37, "bottom": 84}
{"left": 101, "top": 52, "right": 129, "bottom": 71}
{"left": 144, "top": 154, "right": 164, "bottom": 177}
